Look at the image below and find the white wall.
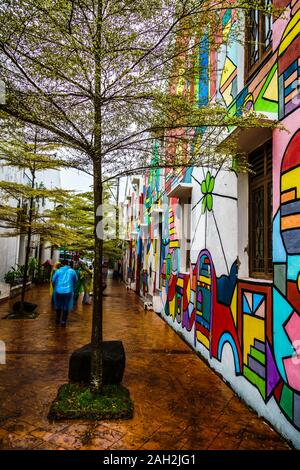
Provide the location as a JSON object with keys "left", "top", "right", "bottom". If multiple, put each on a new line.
{"left": 0, "top": 163, "right": 22, "bottom": 280}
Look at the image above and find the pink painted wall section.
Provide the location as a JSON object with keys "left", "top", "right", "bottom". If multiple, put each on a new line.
{"left": 273, "top": 114, "right": 300, "bottom": 215}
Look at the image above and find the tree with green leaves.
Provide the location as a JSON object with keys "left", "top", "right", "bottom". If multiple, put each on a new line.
{"left": 57, "top": 189, "right": 124, "bottom": 264}
{"left": 0, "top": 0, "right": 277, "bottom": 391}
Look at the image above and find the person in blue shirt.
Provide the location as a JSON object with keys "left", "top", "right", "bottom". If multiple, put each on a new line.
{"left": 52, "top": 259, "right": 77, "bottom": 326}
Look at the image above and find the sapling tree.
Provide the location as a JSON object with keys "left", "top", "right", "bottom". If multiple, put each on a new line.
{"left": 0, "top": 0, "right": 277, "bottom": 391}
{"left": 0, "top": 131, "right": 71, "bottom": 311}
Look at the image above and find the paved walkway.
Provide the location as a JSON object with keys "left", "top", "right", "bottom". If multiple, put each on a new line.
{"left": 0, "top": 280, "right": 291, "bottom": 450}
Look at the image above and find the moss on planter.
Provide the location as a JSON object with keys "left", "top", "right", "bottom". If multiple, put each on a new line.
{"left": 48, "top": 383, "right": 134, "bottom": 421}
{"left": 3, "top": 310, "right": 38, "bottom": 319}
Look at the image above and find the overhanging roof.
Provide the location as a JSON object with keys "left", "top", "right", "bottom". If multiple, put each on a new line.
{"left": 222, "top": 120, "right": 274, "bottom": 154}
{"left": 167, "top": 183, "right": 193, "bottom": 199}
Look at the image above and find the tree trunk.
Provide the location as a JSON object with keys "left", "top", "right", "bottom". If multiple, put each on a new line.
{"left": 116, "top": 177, "right": 120, "bottom": 240}
{"left": 20, "top": 194, "right": 34, "bottom": 310}
{"left": 37, "top": 239, "right": 43, "bottom": 283}
{"left": 91, "top": 162, "right": 103, "bottom": 392}
{"left": 90, "top": 0, "right": 103, "bottom": 393}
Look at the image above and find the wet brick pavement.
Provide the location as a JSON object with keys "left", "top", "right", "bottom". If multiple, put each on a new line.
{"left": 0, "top": 280, "right": 291, "bottom": 450}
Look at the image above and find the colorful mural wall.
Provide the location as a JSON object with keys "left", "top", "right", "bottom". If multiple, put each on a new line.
{"left": 124, "top": 1, "right": 300, "bottom": 448}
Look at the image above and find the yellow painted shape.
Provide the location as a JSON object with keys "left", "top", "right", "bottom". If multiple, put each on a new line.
{"left": 221, "top": 82, "right": 234, "bottom": 106}
{"left": 281, "top": 167, "right": 300, "bottom": 197}
{"left": 170, "top": 228, "right": 175, "bottom": 235}
{"left": 199, "top": 275, "right": 211, "bottom": 285}
{"left": 243, "top": 315, "right": 265, "bottom": 364}
{"left": 279, "top": 10, "right": 300, "bottom": 56}
{"left": 196, "top": 330, "right": 210, "bottom": 349}
{"left": 170, "top": 297, "right": 176, "bottom": 320}
{"left": 222, "top": 19, "right": 231, "bottom": 42}
{"left": 186, "top": 278, "right": 191, "bottom": 304}
{"left": 263, "top": 69, "right": 278, "bottom": 102}
{"left": 176, "top": 68, "right": 186, "bottom": 95}
{"left": 297, "top": 272, "right": 300, "bottom": 293}
{"left": 170, "top": 240, "right": 179, "bottom": 248}
{"left": 220, "top": 56, "right": 236, "bottom": 87}
{"left": 230, "top": 286, "right": 237, "bottom": 326}
{"left": 244, "top": 93, "right": 253, "bottom": 106}
{"left": 281, "top": 213, "right": 300, "bottom": 230}
{"left": 177, "top": 277, "right": 184, "bottom": 288}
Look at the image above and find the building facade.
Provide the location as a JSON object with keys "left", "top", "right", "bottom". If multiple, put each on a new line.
{"left": 123, "top": 1, "right": 300, "bottom": 447}
{"left": 0, "top": 164, "right": 61, "bottom": 283}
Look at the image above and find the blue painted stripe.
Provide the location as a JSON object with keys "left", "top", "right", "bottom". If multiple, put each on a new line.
{"left": 248, "top": 356, "right": 266, "bottom": 379}
{"left": 217, "top": 332, "right": 240, "bottom": 373}
{"left": 254, "top": 339, "right": 265, "bottom": 353}
{"left": 196, "top": 315, "right": 209, "bottom": 328}
{"left": 284, "top": 81, "right": 298, "bottom": 98}
{"left": 283, "top": 60, "right": 298, "bottom": 80}
{"left": 243, "top": 295, "right": 252, "bottom": 314}
{"left": 282, "top": 229, "right": 300, "bottom": 255}
{"left": 253, "top": 293, "right": 265, "bottom": 312}
{"left": 281, "top": 200, "right": 300, "bottom": 216}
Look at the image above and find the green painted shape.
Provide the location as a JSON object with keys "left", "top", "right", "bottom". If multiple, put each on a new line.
{"left": 274, "top": 264, "right": 287, "bottom": 296}
{"left": 206, "top": 193, "right": 213, "bottom": 211}
{"left": 207, "top": 176, "right": 215, "bottom": 193}
{"left": 205, "top": 171, "right": 211, "bottom": 189}
{"left": 250, "top": 346, "right": 265, "bottom": 365}
{"left": 280, "top": 384, "right": 293, "bottom": 420}
{"left": 243, "top": 365, "right": 266, "bottom": 399}
{"left": 254, "top": 63, "right": 278, "bottom": 114}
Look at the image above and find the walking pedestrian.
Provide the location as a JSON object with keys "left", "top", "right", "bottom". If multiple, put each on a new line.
{"left": 50, "top": 261, "right": 61, "bottom": 305}
{"left": 73, "top": 263, "right": 83, "bottom": 305}
{"left": 80, "top": 261, "right": 93, "bottom": 305}
{"left": 52, "top": 260, "right": 77, "bottom": 326}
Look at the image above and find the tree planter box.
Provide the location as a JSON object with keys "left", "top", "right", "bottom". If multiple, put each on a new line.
{"left": 69, "top": 341, "right": 125, "bottom": 385}
{"left": 10, "top": 281, "right": 31, "bottom": 299}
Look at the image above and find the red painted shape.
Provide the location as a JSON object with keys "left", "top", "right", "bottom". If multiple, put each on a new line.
{"left": 196, "top": 321, "right": 209, "bottom": 339}
{"left": 274, "top": 381, "right": 284, "bottom": 402}
{"left": 210, "top": 48, "right": 217, "bottom": 98}
{"left": 183, "top": 275, "right": 190, "bottom": 311}
{"left": 287, "top": 281, "right": 300, "bottom": 312}
{"left": 282, "top": 130, "right": 300, "bottom": 172}
{"left": 274, "top": 0, "right": 290, "bottom": 7}
{"left": 211, "top": 301, "right": 243, "bottom": 370}
{"left": 167, "top": 274, "right": 177, "bottom": 301}
{"left": 279, "top": 36, "right": 300, "bottom": 75}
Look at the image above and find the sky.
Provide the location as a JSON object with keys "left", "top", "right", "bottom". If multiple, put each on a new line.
{"left": 60, "top": 168, "right": 127, "bottom": 203}
{"left": 60, "top": 167, "right": 93, "bottom": 192}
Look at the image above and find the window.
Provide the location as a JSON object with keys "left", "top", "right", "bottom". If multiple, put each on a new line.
{"left": 249, "top": 140, "right": 273, "bottom": 279}
{"left": 180, "top": 197, "right": 191, "bottom": 272}
{"left": 157, "top": 215, "right": 162, "bottom": 290}
{"left": 246, "top": 0, "right": 272, "bottom": 74}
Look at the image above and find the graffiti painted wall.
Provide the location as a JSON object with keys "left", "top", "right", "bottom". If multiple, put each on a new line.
{"left": 124, "top": 1, "right": 300, "bottom": 448}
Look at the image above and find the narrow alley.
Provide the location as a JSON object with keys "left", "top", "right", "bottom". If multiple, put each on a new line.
{"left": 0, "top": 281, "right": 291, "bottom": 450}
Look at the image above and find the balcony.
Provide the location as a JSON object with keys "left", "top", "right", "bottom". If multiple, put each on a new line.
{"left": 167, "top": 182, "right": 193, "bottom": 199}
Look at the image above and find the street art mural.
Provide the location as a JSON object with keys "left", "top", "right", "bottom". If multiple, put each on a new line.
{"left": 272, "top": 128, "right": 300, "bottom": 430}
{"left": 218, "top": 9, "right": 238, "bottom": 107}
{"left": 162, "top": 3, "right": 300, "bottom": 439}
{"left": 125, "top": 1, "right": 300, "bottom": 445}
